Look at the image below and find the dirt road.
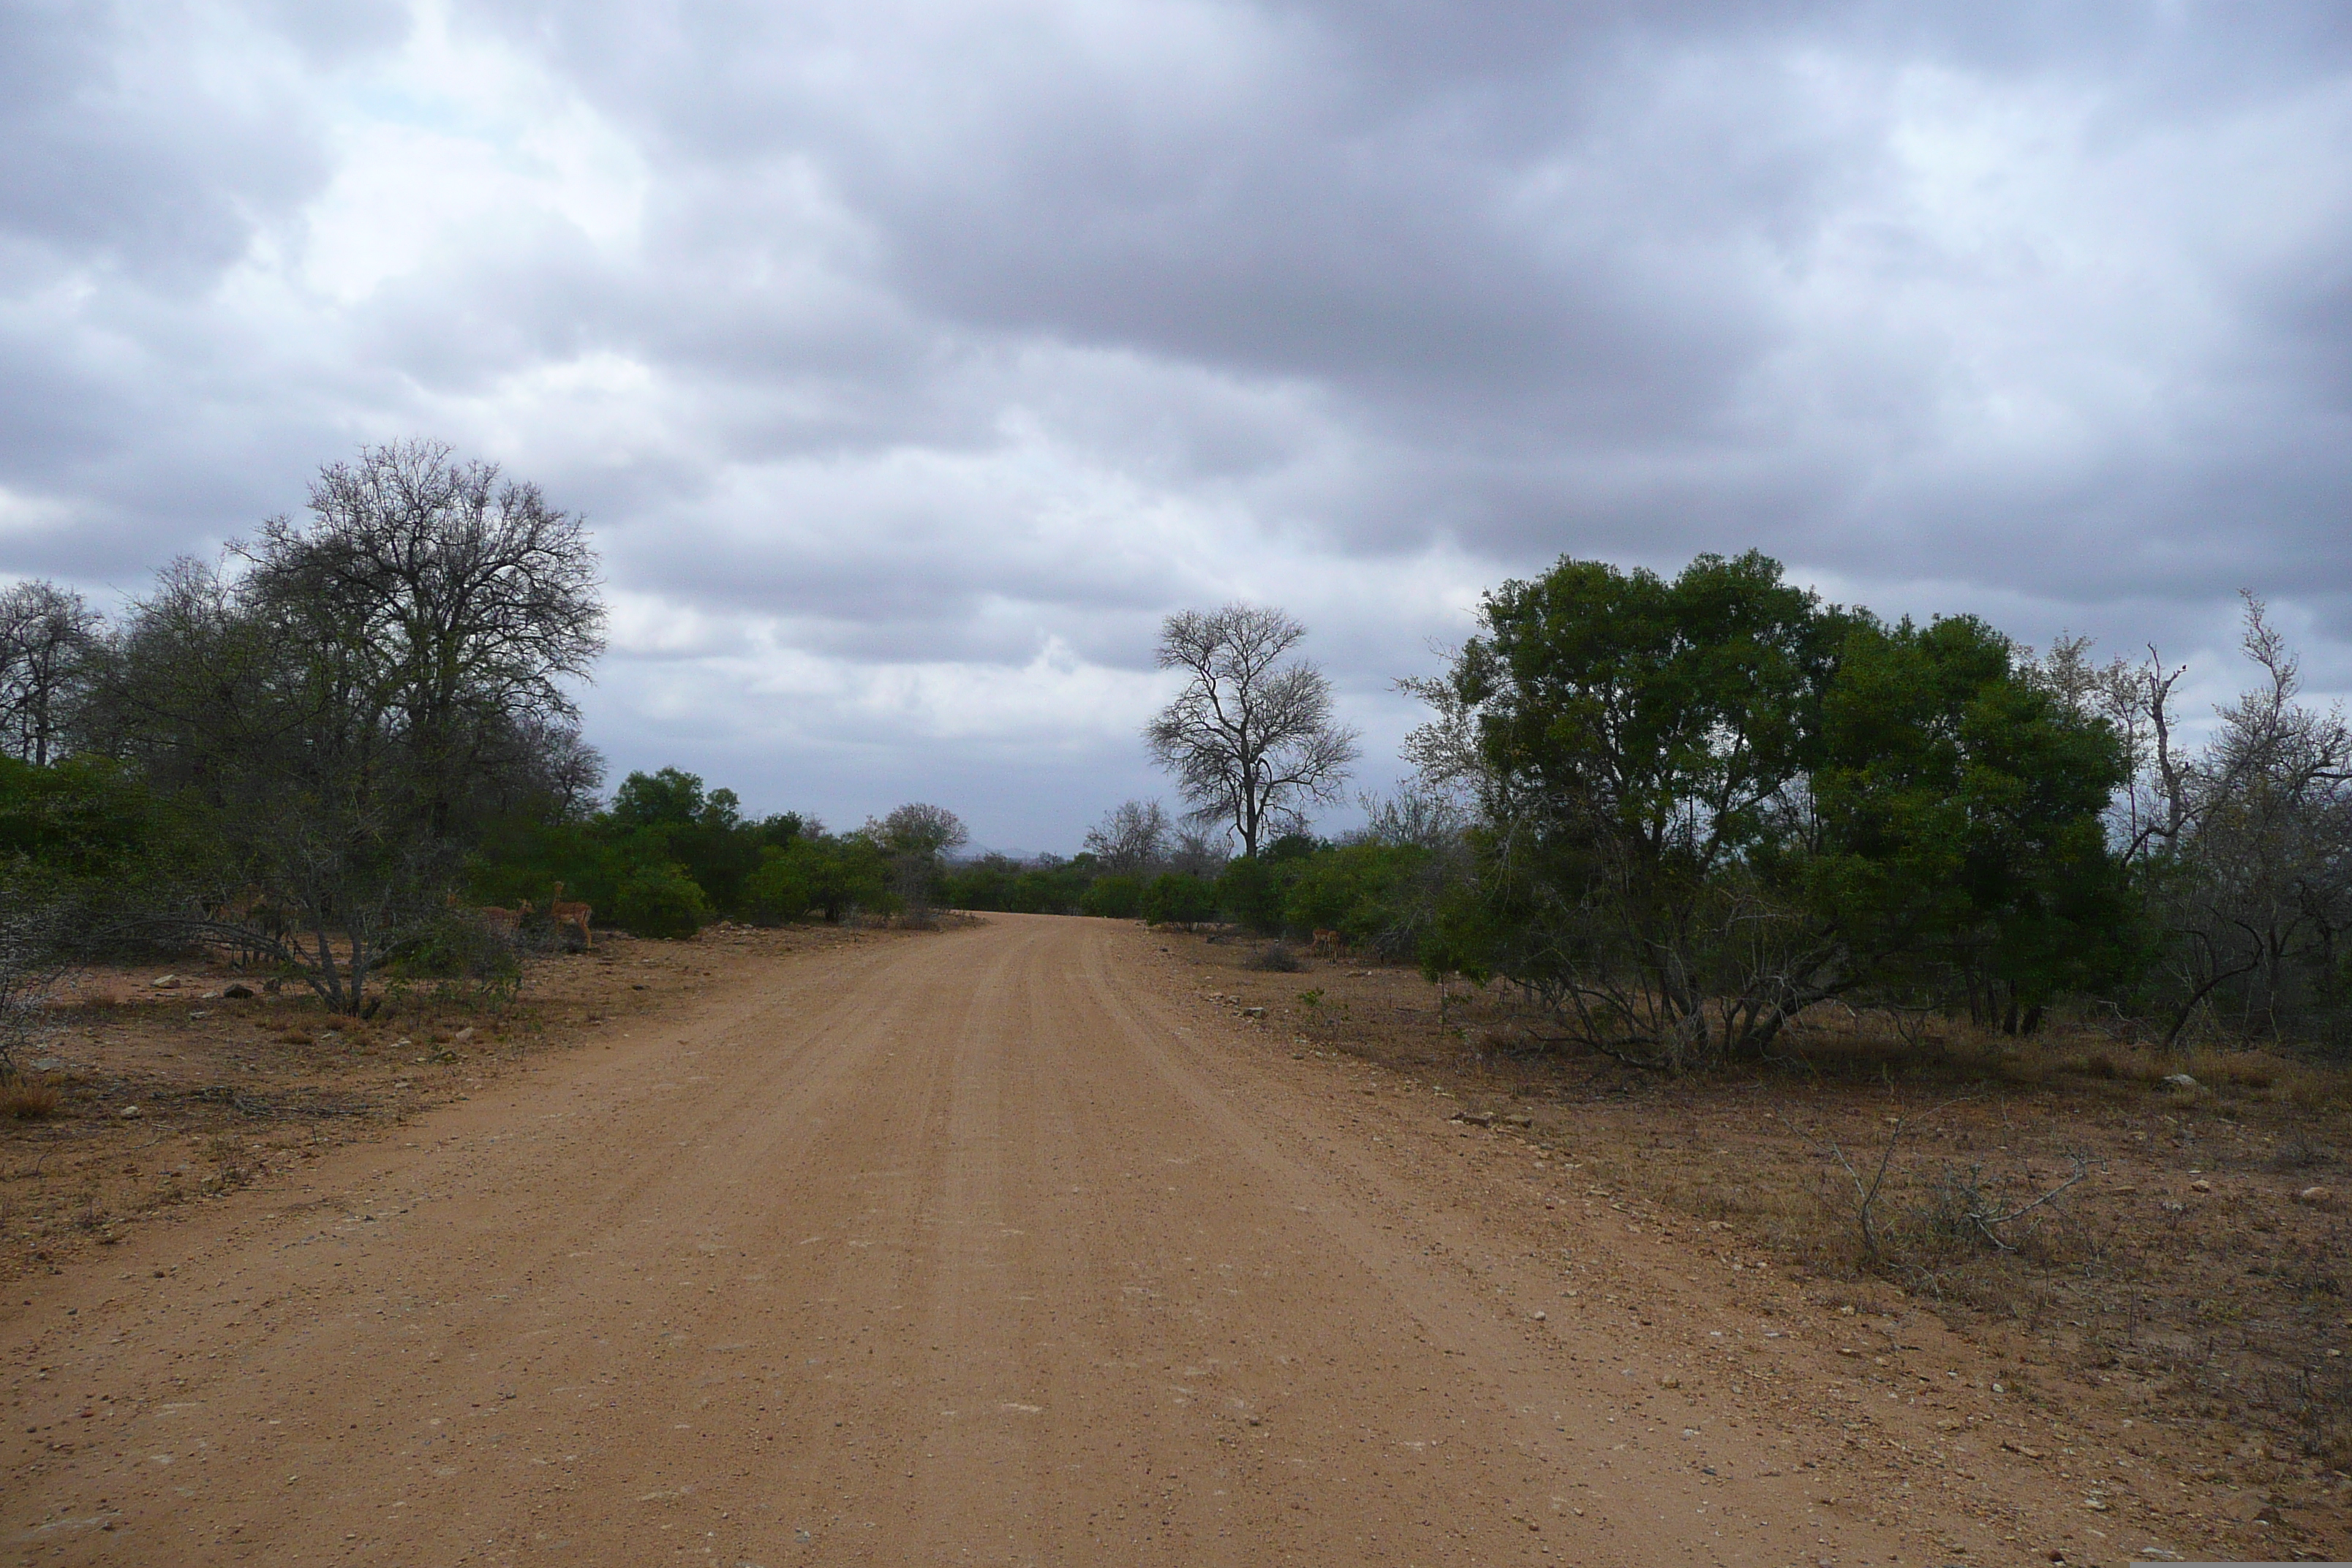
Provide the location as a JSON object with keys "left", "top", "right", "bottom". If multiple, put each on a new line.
{"left": 7, "top": 916, "right": 2157, "bottom": 1564}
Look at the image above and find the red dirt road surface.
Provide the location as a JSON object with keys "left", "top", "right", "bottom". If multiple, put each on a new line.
{"left": 7, "top": 916, "right": 2176, "bottom": 1564}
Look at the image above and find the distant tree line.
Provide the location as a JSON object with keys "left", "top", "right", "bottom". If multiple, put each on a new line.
{"left": 7, "top": 444, "right": 2348, "bottom": 1068}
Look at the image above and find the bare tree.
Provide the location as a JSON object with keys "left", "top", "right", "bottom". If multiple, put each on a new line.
{"left": 873, "top": 802, "right": 969, "bottom": 859}
{"left": 246, "top": 440, "right": 606, "bottom": 837}
{"left": 869, "top": 802, "right": 969, "bottom": 915}
{"left": 78, "top": 442, "right": 606, "bottom": 1014}
{"left": 1167, "top": 828, "right": 1229, "bottom": 880}
{"left": 2102, "top": 598, "right": 2352, "bottom": 1046}
{"left": 0, "top": 579, "right": 101, "bottom": 766}
{"left": 1145, "top": 604, "right": 1359, "bottom": 858}
{"left": 1082, "top": 799, "right": 1169, "bottom": 875}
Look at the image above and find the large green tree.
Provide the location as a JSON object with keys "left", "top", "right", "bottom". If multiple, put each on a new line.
{"left": 1428, "top": 551, "right": 1850, "bottom": 1067}
{"left": 1809, "top": 616, "right": 2133, "bottom": 1034}
{"left": 1415, "top": 551, "right": 2130, "bottom": 1068}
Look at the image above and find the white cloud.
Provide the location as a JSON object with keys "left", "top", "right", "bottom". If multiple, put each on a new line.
{"left": 5, "top": 0, "right": 2352, "bottom": 847}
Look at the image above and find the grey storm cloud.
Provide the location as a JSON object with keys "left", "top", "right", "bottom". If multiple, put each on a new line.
{"left": 3, "top": 0, "right": 2351, "bottom": 844}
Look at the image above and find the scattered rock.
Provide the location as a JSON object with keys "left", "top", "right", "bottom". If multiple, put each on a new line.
{"left": 2296, "top": 1185, "right": 2334, "bottom": 1206}
{"left": 198, "top": 990, "right": 223, "bottom": 1000}
{"left": 2160, "top": 1072, "right": 2199, "bottom": 1090}
{"left": 222, "top": 983, "right": 256, "bottom": 1000}
{"left": 1531, "top": 1310, "right": 1548, "bottom": 1322}
{"left": 1658, "top": 1372, "right": 1679, "bottom": 1388}
{"left": 392, "top": 1038, "right": 413, "bottom": 1050}
{"left": 117, "top": 1106, "right": 143, "bottom": 1120}
{"left": 150, "top": 974, "right": 179, "bottom": 989}
{"left": 1502, "top": 1112, "right": 1534, "bottom": 1127}
{"left": 2189, "top": 1178, "right": 2213, "bottom": 1193}
{"left": 1451, "top": 1109, "right": 1495, "bottom": 1127}
{"left": 453, "top": 1026, "right": 476, "bottom": 1043}
{"left": 1240, "top": 1006, "right": 1266, "bottom": 1019}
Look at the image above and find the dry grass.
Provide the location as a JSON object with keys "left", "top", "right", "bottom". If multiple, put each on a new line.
{"left": 1243, "top": 941, "right": 1303, "bottom": 973}
{"left": 1, "top": 1077, "right": 61, "bottom": 1120}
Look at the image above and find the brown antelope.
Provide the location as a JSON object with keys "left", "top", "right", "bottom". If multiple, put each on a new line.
{"left": 1311, "top": 928, "right": 1344, "bottom": 958}
{"left": 448, "top": 891, "right": 527, "bottom": 938}
{"left": 547, "top": 882, "right": 594, "bottom": 949}
{"left": 210, "top": 885, "right": 293, "bottom": 966}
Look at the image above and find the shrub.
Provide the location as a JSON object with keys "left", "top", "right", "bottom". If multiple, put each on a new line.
{"left": 1245, "top": 942, "right": 1302, "bottom": 972}
{"left": 611, "top": 864, "right": 712, "bottom": 938}
{"left": 384, "top": 910, "right": 522, "bottom": 982}
{"left": 741, "top": 848, "right": 815, "bottom": 924}
{"left": 1215, "top": 856, "right": 1291, "bottom": 934}
{"left": 1142, "top": 872, "right": 1218, "bottom": 927}
{"left": 1284, "top": 843, "right": 1433, "bottom": 956}
{"left": 1, "top": 1077, "right": 59, "bottom": 1119}
{"left": 1080, "top": 874, "right": 1144, "bottom": 919}
{"left": 740, "top": 836, "right": 891, "bottom": 923}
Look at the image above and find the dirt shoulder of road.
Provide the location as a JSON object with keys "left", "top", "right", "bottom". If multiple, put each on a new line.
{"left": 0, "top": 921, "right": 916, "bottom": 1288}
{"left": 1156, "top": 926, "right": 2352, "bottom": 1559}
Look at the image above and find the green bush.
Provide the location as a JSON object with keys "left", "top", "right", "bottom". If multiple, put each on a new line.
{"left": 1284, "top": 843, "right": 1431, "bottom": 951}
{"left": 0, "top": 755, "right": 164, "bottom": 881}
{"left": 741, "top": 846, "right": 815, "bottom": 924}
{"left": 1142, "top": 872, "right": 1218, "bottom": 927}
{"left": 383, "top": 909, "right": 522, "bottom": 984}
{"left": 610, "top": 864, "right": 712, "bottom": 938}
{"left": 1215, "top": 856, "right": 1294, "bottom": 933}
{"left": 739, "top": 835, "right": 892, "bottom": 923}
{"left": 1080, "top": 873, "right": 1144, "bottom": 919}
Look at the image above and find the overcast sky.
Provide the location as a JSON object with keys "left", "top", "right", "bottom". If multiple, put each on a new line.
{"left": 5, "top": 1, "right": 2349, "bottom": 851}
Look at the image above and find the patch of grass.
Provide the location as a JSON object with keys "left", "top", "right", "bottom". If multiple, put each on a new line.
{"left": 1, "top": 1077, "right": 61, "bottom": 1119}
{"left": 2180, "top": 1046, "right": 2285, "bottom": 1089}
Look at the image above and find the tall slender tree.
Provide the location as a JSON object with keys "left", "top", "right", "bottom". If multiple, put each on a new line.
{"left": 1145, "top": 604, "right": 1358, "bottom": 858}
{"left": 0, "top": 580, "right": 100, "bottom": 766}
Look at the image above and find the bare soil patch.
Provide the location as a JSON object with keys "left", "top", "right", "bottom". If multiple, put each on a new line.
{"left": 1, "top": 923, "right": 896, "bottom": 1289}
{"left": 1162, "top": 925, "right": 2352, "bottom": 1558}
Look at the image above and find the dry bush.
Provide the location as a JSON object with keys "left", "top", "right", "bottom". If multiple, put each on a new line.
{"left": 2, "top": 1075, "right": 60, "bottom": 1119}
{"left": 1245, "top": 942, "right": 1303, "bottom": 973}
